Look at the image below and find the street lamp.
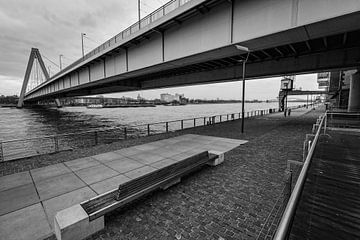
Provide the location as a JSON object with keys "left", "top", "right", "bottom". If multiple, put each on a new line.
{"left": 59, "top": 54, "right": 63, "bottom": 70}
{"left": 81, "top": 33, "right": 86, "bottom": 58}
{"left": 235, "top": 44, "right": 250, "bottom": 133}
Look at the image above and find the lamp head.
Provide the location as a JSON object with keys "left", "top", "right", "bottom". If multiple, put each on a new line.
{"left": 235, "top": 45, "right": 249, "bottom": 52}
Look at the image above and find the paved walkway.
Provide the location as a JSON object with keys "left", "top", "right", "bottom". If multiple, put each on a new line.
{"left": 0, "top": 134, "right": 246, "bottom": 240}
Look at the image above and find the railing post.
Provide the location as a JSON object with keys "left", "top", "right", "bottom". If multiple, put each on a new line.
{"left": 181, "top": 120, "right": 183, "bottom": 130}
{"left": 204, "top": 117, "right": 206, "bottom": 126}
{"left": 0, "top": 141, "right": 4, "bottom": 162}
{"left": 147, "top": 124, "right": 150, "bottom": 136}
{"left": 212, "top": 116, "right": 215, "bottom": 125}
{"left": 166, "top": 122, "right": 169, "bottom": 133}
{"left": 239, "top": 113, "right": 241, "bottom": 119}
{"left": 124, "top": 127, "right": 127, "bottom": 139}
{"left": 220, "top": 115, "right": 222, "bottom": 122}
{"left": 193, "top": 118, "right": 196, "bottom": 127}
{"left": 94, "top": 131, "right": 98, "bottom": 145}
{"left": 227, "top": 114, "right": 229, "bottom": 121}
{"left": 324, "top": 113, "right": 327, "bottom": 134}
{"left": 53, "top": 136, "right": 59, "bottom": 152}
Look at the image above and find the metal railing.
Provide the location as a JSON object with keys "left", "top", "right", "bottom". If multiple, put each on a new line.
{"left": 273, "top": 111, "right": 327, "bottom": 239}
{"left": 0, "top": 108, "right": 278, "bottom": 162}
{"left": 27, "top": 0, "right": 193, "bottom": 96}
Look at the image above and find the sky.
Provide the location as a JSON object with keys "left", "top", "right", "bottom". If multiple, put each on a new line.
{"left": 0, "top": 0, "right": 320, "bottom": 100}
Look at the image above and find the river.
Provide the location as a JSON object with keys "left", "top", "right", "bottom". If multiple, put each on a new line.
{"left": 0, "top": 102, "right": 303, "bottom": 141}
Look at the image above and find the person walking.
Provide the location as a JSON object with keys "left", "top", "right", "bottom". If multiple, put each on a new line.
{"left": 288, "top": 108, "right": 291, "bottom": 116}
{"left": 284, "top": 108, "right": 287, "bottom": 117}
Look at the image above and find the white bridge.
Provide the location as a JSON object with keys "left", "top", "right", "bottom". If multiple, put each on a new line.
{"left": 18, "top": 0, "right": 360, "bottom": 107}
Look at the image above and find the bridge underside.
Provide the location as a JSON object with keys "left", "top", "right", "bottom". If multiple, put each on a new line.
{"left": 27, "top": 28, "right": 360, "bottom": 102}
{"left": 23, "top": 0, "right": 360, "bottom": 103}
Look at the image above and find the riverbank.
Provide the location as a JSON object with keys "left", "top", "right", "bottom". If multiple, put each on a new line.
{"left": 0, "top": 106, "right": 322, "bottom": 240}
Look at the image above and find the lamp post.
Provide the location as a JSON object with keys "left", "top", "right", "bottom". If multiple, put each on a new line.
{"left": 81, "top": 33, "right": 86, "bottom": 58}
{"left": 138, "top": 0, "right": 141, "bottom": 22}
{"left": 59, "top": 54, "right": 63, "bottom": 70}
{"left": 235, "top": 45, "right": 250, "bottom": 133}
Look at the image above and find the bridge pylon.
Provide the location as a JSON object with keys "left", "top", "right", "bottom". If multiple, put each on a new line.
{"left": 17, "top": 48, "right": 50, "bottom": 108}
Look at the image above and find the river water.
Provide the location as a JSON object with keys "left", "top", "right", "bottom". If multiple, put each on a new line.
{"left": 0, "top": 102, "right": 303, "bottom": 141}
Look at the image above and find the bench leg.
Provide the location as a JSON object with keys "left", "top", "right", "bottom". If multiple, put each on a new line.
{"left": 54, "top": 204, "right": 104, "bottom": 240}
{"left": 207, "top": 151, "right": 225, "bottom": 166}
{"left": 161, "top": 177, "right": 181, "bottom": 190}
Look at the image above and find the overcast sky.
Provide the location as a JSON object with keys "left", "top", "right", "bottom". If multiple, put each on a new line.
{"left": 0, "top": 0, "right": 320, "bottom": 100}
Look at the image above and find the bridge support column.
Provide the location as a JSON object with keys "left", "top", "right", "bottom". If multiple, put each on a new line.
{"left": 55, "top": 99, "right": 62, "bottom": 108}
{"left": 348, "top": 70, "right": 360, "bottom": 112}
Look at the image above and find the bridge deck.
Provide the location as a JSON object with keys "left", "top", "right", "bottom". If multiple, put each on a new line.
{"left": 289, "top": 130, "right": 360, "bottom": 239}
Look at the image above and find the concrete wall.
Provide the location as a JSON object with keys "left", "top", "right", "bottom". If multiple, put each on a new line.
{"left": 104, "top": 51, "right": 127, "bottom": 77}
{"left": 90, "top": 63, "right": 105, "bottom": 82}
{"left": 233, "top": 0, "right": 293, "bottom": 42}
{"left": 79, "top": 68, "right": 90, "bottom": 85}
{"left": 128, "top": 33, "right": 163, "bottom": 70}
{"left": 164, "top": 1, "right": 231, "bottom": 61}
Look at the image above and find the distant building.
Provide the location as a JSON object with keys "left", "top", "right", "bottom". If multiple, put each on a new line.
{"left": 160, "top": 93, "right": 185, "bottom": 103}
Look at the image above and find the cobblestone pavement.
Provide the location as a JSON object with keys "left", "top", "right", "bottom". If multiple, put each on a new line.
{"left": 2, "top": 107, "right": 322, "bottom": 240}
{"left": 86, "top": 108, "right": 320, "bottom": 240}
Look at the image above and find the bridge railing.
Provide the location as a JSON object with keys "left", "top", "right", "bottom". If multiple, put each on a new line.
{"left": 0, "top": 107, "right": 282, "bottom": 162}
{"left": 273, "top": 110, "right": 327, "bottom": 240}
{"left": 46, "top": 0, "right": 193, "bottom": 83}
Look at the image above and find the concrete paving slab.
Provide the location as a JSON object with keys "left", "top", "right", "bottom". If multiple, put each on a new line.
{"left": 133, "top": 143, "right": 160, "bottom": 151}
{"left": 104, "top": 158, "right": 144, "bottom": 173}
{"left": 114, "top": 146, "right": 142, "bottom": 157}
{"left": 124, "top": 166, "right": 158, "bottom": 179}
{"left": 75, "top": 164, "right": 119, "bottom": 185}
{"left": 0, "top": 171, "right": 32, "bottom": 192}
{"left": 128, "top": 151, "right": 166, "bottom": 164}
{"left": 36, "top": 172, "right": 85, "bottom": 201}
{"left": 169, "top": 149, "right": 209, "bottom": 162}
{"left": 155, "top": 148, "right": 183, "bottom": 158}
{"left": 150, "top": 158, "right": 177, "bottom": 169}
{"left": 90, "top": 174, "right": 131, "bottom": 195}
{"left": 0, "top": 183, "right": 39, "bottom": 216}
{"left": 31, "top": 163, "right": 71, "bottom": 183}
{"left": 92, "top": 151, "right": 124, "bottom": 163}
{"left": 0, "top": 203, "right": 52, "bottom": 240}
{"left": 43, "top": 187, "right": 96, "bottom": 229}
{"left": 64, "top": 156, "right": 100, "bottom": 171}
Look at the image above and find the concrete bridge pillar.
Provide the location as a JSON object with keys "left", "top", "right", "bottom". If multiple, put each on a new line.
{"left": 348, "top": 70, "right": 360, "bottom": 112}
{"left": 55, "top": 98, "right": 62, "bottom": 108}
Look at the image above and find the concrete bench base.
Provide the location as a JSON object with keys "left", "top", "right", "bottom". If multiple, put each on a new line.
{"left": 207, "top": 151, "right": 225, "bottom": 166}
{"left": 54, "top": 204, "right": 104, "bottom": 240}
{"left": 161, "top": 177, "right": 181, "bottom": 190}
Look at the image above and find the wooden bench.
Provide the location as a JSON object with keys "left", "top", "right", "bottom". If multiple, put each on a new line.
{"left": 55, "top": 151, "right": 218, "bottom": 240}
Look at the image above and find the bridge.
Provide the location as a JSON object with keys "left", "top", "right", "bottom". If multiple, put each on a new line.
{"left": 18, "top": 0, "right": 360, "bottom": 108}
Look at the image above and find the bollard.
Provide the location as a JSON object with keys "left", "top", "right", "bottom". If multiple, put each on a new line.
{"left": 53, "top": 136, "right": 59, "bottom": 152}
{"left": 220, "top": 115, "right": 222, "bottom": 122}
{"left": 181, "top": 120, "right": 183, "bottom": 130}
{"left": 124, "top": 127, "right": 127, "bottom": 139}
{"left": 203, "top": 117, "right": 206, "bottom": 126}
{"left": 193, "top": 118, "right": 196, "bottom": 127}
{"left": 0, "top": 141, "right": 4, "bottom": 162}
{"left": 212, "top": 116, "right": 215, "bottom": 125}
{"left": 94, "top": 131, "right": 98, "bottom": 145}
{"left": 147, "top": 124, "right": 150, "bottom": 136}
{"left": 227, "top": 114, "right": 229, "bottom": 121}
{"left": 166, "top": 122, "right": 168, "bottom": 133}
